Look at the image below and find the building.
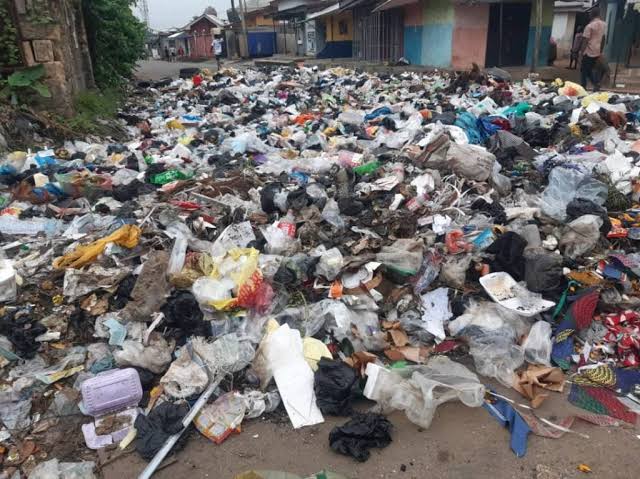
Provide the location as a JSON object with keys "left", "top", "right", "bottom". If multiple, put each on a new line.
{"left": 185, "top": 12, "right": 227, "bottom": 59}
{"left": 552, "top": 0, "right": 593, "bottom": 59}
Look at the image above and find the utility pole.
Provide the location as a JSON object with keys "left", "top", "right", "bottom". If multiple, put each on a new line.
{"left": 240, "top": 0, "right": 249, "bottom": 58}
{"left": 140, "top": 0, "right": 150, "bottom": 26}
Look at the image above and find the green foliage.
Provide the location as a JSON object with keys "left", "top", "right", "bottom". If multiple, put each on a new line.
{"left": 0, "top": 0, "right": 20, "bottom": 66}
{"left": 1, "top": 65, "right": 51, "bottom": 105}
{"left": 25, "top": 0, "right": 54, "bottom": 25}
{"left": 83, "top": 0, "right": 146, "bottom": 88}
{"left": 62, "top": 88, "right": 123, "bottom": 134}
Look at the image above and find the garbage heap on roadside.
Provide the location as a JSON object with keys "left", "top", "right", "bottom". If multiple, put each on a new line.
{"left": 1, "top": 65, "right": 640, "bottom": 477}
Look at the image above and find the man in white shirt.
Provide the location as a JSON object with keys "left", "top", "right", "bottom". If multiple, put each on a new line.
{"left": 580, "top": 9, "right": 607, "bottom": 91}
{"left": 212, "top": 37, "right": 223, "bottom": 69}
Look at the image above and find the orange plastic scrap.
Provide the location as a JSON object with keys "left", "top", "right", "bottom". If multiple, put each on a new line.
{"left": 293, "top": 113, "right": 315, "bottom": 125}
{"left": 53, "top": 224, "right": 141, "bottom": 269}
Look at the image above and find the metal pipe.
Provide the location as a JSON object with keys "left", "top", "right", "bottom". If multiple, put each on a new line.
{"left": 138, "top": 376, "right": 221, "bottom": 479}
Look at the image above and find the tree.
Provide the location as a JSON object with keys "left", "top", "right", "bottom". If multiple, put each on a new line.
{"left": 203, "top": 6, "right": 218, "bottom": 16}
{"left": 83, "top": 0, "right": 146, "bottom": 88}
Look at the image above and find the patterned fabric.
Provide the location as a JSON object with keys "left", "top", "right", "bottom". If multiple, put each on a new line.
{"left": 551, "top": 289, "right": 600, "bottom": 370}
{"left": 599, "top": 311, "right": 640, "bottom": 367}
{"left": 572, "top": 365, "right": 617, "bottom": 388}
{"left": 568, "top": 384, "right": 637, "bottom": 425}
{"left": 522, "top": 412, "right": 623, "bottom": 439}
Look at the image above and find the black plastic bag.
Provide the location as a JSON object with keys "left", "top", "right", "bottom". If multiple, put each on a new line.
{"left": 486, "top": 232, "right": 527, "bottom": 281}
{"left": 314, "top": 358, "right": 359, "bottom": 415}
{"left": 134, "top": 402, "right": 189, "bottom": 460}
{"left": 329, "top": 413, "right": 393, "bottom": 462}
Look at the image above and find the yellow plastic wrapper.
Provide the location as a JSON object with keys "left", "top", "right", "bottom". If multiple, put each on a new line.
{"left": 552, "top": 78, "right": 564, "bottom": 87}
{"left": 581, "top": 91, "right": 611, "bottom": 107}
{"left": 207, "top": 248, "right": 262, "bottom": 311}
{"left": 166, "top": 119, "right": 185, "bottom": 130}
{"left": 569, "top": 124, "right": 582, "bottom": 137}
{"left": 558, "top": 81, "right": 587, "bottom": 97}
{"left": 53, "top": 224, "right": 141, "bottom": 269}
{"left": 303, "top": 337, "right": 332, "bottom": 371}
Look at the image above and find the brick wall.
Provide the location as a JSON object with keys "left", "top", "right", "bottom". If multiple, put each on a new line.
{"left": 12, "top": 0, "right": 94, "bottom": 115}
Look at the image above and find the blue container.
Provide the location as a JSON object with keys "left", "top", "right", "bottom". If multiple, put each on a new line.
{"left": 248, "top": 31, "right": 276, "bottom": 57}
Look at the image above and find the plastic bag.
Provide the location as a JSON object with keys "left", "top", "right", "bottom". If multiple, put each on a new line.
{"left": 523, "top": 321, "right": 552, "bottom": 366}
{"left": 321, "top": 198, "right": 345, "bottom": 230}
{"left": 160, "top": 346, "right": 209, "bottom": 399}
{"left": 446, "top": 143, "right": 495, "bottom": 181}
{"left": 314, "top": 358, "right": 359, "bottom": 416}
{"left": 28, "top": 459, "right": 96, "bottom": 479}
{"left": 313, "top": 246, "right": 344, "bottom": 281}
{"left": 53, "top": 225, "right": 141, "bottom": 269}
{"left": 376, "top": 239, "right": 423, "bottom": 276}
{"left": 541, "top": 167, "right": 608, "bottom": 221}
{"left": 114, "top": 335, "right": 175, "bottom": 374}
{"left": 194, "top": 392, "right": 247, "bottom": 444}
{"left": 559, "top": 214, "right": 603, "bottom": 259}
{"left": 449, "top": 301, "right": 529, "bottom": 387}
{"left": 363, "top": 356, "right": 485, "bottom": 429}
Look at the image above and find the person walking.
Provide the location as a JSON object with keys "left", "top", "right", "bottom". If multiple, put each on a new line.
{"left": 580, "top": 9, "right": 606, "bottom": 91}
{"left": 213, "top": 36, "right": 223, "bottom": 70}
{"left": 569, "top": 26, "right": 583, "bottom": 70}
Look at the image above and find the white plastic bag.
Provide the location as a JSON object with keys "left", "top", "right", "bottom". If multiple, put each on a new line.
{"left": 363, "top": 356, "right": 485, "bottom": 429}
{"left": 523, "top": 321, "right": 553, "bottom": 366}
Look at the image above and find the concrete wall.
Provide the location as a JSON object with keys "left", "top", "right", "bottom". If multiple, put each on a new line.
{"left": 552, "top": 11, "right": 577, "bottom": 58}
{"left": 525, "top": 0, "right": 554, "bottom": 66}
{"left": 451, "top": 3, "right": 489, "bottom": 69}
{"left": 401, "top": 0, "right": 551, "bottom": 68}
{"left": 316, "top": 11, "right": 353, "bottom": 58}
{"left": 12, "top": 0, "right": 94, "bottom": 116}
{"left": 246, "top": 12, "right": 275, "bottom": 27}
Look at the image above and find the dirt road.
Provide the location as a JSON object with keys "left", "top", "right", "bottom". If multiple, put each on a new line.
{"left": 105, "top": 385, "right": 639, "bottom": 479}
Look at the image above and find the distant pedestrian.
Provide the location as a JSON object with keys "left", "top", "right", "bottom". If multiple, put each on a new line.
{"left": 170, "top": 47, "right": 176, "bottom": 62}
{"left": 569, "top": 27, "right": 583, "bottom": 70}
{"left": 213, "top": 36, "right": 223, "bottom": 70}
{"left": 580, "top": 9, "right": 607, "bottom": 91}
{"left": 178, "top": 46, "right": 185, "bottom": 58}
{"left": 164, "top": 46, "right": 169, "bottom": 61}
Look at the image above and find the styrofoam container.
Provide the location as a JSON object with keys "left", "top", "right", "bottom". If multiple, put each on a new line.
{"left": 479, "top": 272, "right": 555, "bottom": 317}
{"left": 81, "top": 368, "right": 142, "bottom": 417}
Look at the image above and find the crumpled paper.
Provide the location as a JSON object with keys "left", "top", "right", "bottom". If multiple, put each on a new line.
{"left": 514, "top": 365, "right": 565, "bottom": 408}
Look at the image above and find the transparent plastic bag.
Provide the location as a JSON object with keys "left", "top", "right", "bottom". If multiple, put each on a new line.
{"left": 523, "top": 321, "right": 552, "bottom": 366}
{"left": 559, "top": 214, "right": 603, "bottom": 259}
{"left": 541, "top": 168, "right": 608, "bottom": 221}
{"left": 449, "top": 301, "right": 529, "bottom": 387}
{"left": 312, "top": 246, "right": 344, "bottom": 281}
{"left": 376, "top": 239, "right": 423, "bottom": 276}
{"left": 363, "top": 356, "right": 485, "bottom": 429}
{"left": 322, "top": 198, "right": 345, "bottom": 230}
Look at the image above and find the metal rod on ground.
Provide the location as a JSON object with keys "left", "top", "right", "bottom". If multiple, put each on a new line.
{"left": 531, "top": 0, "right": 543, "bottom": 73}
{"left": 137, "top": 376, "right": 221, "bottom": 479}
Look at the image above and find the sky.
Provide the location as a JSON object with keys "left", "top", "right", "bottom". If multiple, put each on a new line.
{"left": 136, "top": 0, "right": 232, "bottom": 30}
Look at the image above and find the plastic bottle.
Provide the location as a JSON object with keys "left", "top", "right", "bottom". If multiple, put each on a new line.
{"left": 150, "top": 170, "right": 192, "bottom": 185}
{"left": 277, "top": 210, "right": 297, "bottom": 238}
{"left": 405, "top": 193, "right": 429, "bottom": 212}
{"left": 353, "top": 160, "right": 380, "bottom": 175}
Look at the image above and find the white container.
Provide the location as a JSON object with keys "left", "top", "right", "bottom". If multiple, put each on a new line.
{"left": 479, "top": 272, "right": 555, "bottom": 317}
{"left": 0, "top": 260, "right": 17, "bottom": 303}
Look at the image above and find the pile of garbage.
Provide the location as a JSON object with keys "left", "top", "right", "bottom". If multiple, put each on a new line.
{"left": 1, "top": 65, "right": 640, "bottom": 476}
